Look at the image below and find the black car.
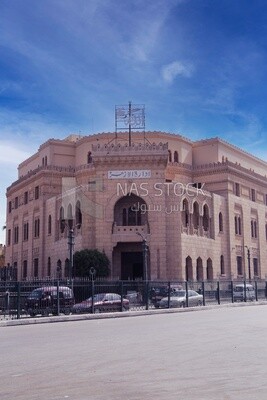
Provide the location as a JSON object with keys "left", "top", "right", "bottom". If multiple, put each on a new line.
{"left": 150, "top": 285, "right": 183, "bottom": 308}
{"left": 24, "top": 286, "right": 75, "bottom": 317}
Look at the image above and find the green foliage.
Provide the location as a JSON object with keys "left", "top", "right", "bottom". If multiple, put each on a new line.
{"left": 73, "top": 249, "right": 110, "bottom": 278}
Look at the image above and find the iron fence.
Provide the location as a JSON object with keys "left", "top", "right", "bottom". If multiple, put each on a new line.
{"left": 0, "top": 278, "right": 266, "bottom": 319}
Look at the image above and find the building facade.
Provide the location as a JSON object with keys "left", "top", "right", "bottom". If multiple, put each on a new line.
{"left": 5, "top": 131, "right": 267, "bottom": 281}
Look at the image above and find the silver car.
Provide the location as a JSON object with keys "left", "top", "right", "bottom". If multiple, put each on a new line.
{"left": 159, "top": 290, "right": 203, "bottom": 308}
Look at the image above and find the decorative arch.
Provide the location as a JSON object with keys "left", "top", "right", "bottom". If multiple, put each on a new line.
{"left": 174, "top": 151, "right": 179, "bottom": 163}
{"left": 168, "top": 150, "right": 172, "bottom": 162}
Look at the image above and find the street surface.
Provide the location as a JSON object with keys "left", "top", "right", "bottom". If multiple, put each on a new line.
{"left": 1, "top": 305, "right": 267, "bottom": 400}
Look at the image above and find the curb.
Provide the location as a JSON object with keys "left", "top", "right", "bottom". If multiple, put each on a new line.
{"left": 1, "top": 300, "right": 267, "bottom": 328}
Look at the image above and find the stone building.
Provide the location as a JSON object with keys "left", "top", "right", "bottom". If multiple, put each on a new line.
{"left": 4, "top": 131, "right": 267, "bottom": 281}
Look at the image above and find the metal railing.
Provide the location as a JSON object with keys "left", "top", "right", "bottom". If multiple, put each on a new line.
{"left": 0, "top": 278, "right": 266, "bottom": 319}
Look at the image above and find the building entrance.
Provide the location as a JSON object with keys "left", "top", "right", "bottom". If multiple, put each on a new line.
{"left": 121, "top": 251, "right": 143, "bottom": 280}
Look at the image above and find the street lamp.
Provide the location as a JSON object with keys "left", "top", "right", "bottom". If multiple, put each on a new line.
{"left": 136, "top": 231, "right": 149, "bottom": 281}
{"left": 244, "top": 245, "right": 251, "bottom": 281}
{"left": 67, "top": 227, "right": 75, "bottom": 278}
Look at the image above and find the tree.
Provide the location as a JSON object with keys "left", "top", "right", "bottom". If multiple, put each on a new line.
{"left": 73, "top": 249, "right": 110, "bottom": 278}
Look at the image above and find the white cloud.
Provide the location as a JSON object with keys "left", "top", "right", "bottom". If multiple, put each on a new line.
{"left": 0, "top": 141, "right": 31, "bottom": 165}
{"left": 162, "top": 61, "right": 194, "bottom": 84}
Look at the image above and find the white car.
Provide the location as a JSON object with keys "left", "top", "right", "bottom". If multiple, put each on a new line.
{"left": 159, "top": 290, "right": 203, "bottom": 308}
{"left": 233, "top": 284, "right": 255, "bottom": 301}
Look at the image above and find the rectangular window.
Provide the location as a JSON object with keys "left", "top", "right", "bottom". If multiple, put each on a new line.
{"left": 35, "top": 186, "right": 39, "bottom": 200}
{"left": 234, "top": 183, "right": 240, "bottom": 197}
{"left": 34, "top": 218, "right": 40, "bottom": 238}
{"left": 33, "top": 258, "right": 39, "bottom": 278}
{"left": 15, "top": 197, "right": 18, "bottom": 209}
{"left": 23, "top": 260, "right": 28, "bottom": 279}
{"left": 8, "top": 201, "right": 12, "bottom": 213}
{"left": 23, "top": 222, "right": 29, "bottom": 241}
{"left": 251, "top": 188, "right": 256, "bottom": 202}
{"left": 14, "top": 226, "right": 19, "bottom": 244}
{"left": 24, "top": 191, "right": 28, "bottom": 205}
{"left": 237, "top": 256, "right": 243, "bottom": 276}
{"left": 7, "top": 229, "right": 11, "bottom": 246}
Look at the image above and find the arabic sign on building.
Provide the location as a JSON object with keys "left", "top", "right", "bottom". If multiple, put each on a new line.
{"left": 108, "top": 170, "right": 151, "bottom": 179}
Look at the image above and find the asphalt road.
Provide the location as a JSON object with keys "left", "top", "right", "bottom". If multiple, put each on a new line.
{"left": 1, "top": 305, "right": 267, "bottom": 400}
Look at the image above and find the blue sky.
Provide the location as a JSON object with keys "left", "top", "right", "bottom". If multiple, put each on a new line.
{"left": 1, "top": 0, "right": 267, "bottom": 243}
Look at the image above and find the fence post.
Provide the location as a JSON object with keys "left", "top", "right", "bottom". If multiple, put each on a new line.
{"left": 244, "top": 279, "right": 247, "bottom": 302}
{"left": 16, "top": 281, "right": 21, "bottom": 319}
{"left": 91, "top": 279, "right": 95, "bottom": 314}
{"left": 167, "top": 281, "right": 171, "bottom": 309}
{"left": 120, "top": 281, "right": 124, "bottom": 312}
{"left": 56, "top": 280, "right": 60, "bottom": 315}
{"left": 255, "top": 280, "right": 258, "bottom": 302}
{"left": 145, "top": 281, "right": 149, "bottom": 310}
{"left": 265, "top": 281, "right": 267, "bottom": 299}
{"left": 217, "top": 281, "right": 220, "bottom": 305}
{"left": 185, "top": 281, "right": 189, "bottom": 307}
{"left": 202, "top": 281, "right": 205, "bottom": 306}
{"left": 231, "top": 281, "right": 234, "bottom": 303}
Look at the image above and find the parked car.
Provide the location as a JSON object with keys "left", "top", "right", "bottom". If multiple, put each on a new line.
{"left": 124, "top": 291, "right": 142, "bottom": 304}
{"left": 24, "top": 286, "right": 74, "bottom": 317}
{"left": 72, "top": 293, "right": 130, "bottom": 313}
{"left": 159, "top": 290, "right": 203, "bottom": 308}
{"left": 233, "top": 284, "right": 255, "bottom": 302}
{"left": 150, "top": 285, "right": 183, "bottom": 308}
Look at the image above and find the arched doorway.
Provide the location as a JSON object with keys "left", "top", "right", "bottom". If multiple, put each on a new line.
{"left": 185, "top": 256, "right": 193, "bottom": 281}
{"left": 196, "top": 257, "right": 203, "bottom": 281}
{"left": 207, "top": 258, "right": 213, "bottom": 280}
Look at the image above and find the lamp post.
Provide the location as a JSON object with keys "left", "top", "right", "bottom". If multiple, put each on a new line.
{"left": 245, "top": 246, "right": 251, "bottom": 281}
{"left": 136, "top": 231, "right": 149, "bottom": 281}
{"left": 67, "top": 228, "right": 75, "bottom": 278}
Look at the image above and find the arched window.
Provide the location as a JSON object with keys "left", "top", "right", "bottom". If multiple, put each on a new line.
{"left": 238, "top": 216, "right": 242, "bottom": 235}
{"left": 60, "top": 207, "right": 65, "bottom": 233}
{"left": 234, "top": 216, "right": 238, "bottom": 234}
{"left": 87, "top": 151, "right": 92, "bottom": 163}
{"left": 182, "top": 199, "right": 189, "bottom": 227}
{"left": 219, "top": 212, "right": 223, "bottom": 232}
{"left": 65, "top": 258, "right": 70, "bottom": 277}
{"left": 254, "top": 220, "right": 257, "bottom": 238}
{"left": 196, "top": 257, "right": 203, "bottom": 281}
{"left": 203, "top": 204, "right": 209, "bottom": 231}
{"left": 174, "top": 151, "right": 179, "bottom": 163}
{"left": 193, "top": 202, "right": 199, "bottom": 229}
{"left": 207, "top": 258, "right": 213, "bottom": 280}
{"left": 48, "top": 215, "right": 52, "bottom": 235}
{"left": 75, "top": 201, "right": 82, "bottom": 227}
{"left": 67, "top": 203, "right": 73, "bottom": 228}
{"left": 168, "top": 150, "right": 172, "bottom": 162}
{"left": 114, "top": 194, "right": 147, "bottom": 227}
{"left": 220, "top": 255, "right": 225, "bottom": 275}
{"left": 185, "top": 256, "right": 193, "bottom": 281}
{"left": 57, "top": 259, "right": 62, "bottom": 278}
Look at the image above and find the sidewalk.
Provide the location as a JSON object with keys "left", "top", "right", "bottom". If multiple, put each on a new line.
{"left": 1, "top": 300, "right": 267, "bottom": 327}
